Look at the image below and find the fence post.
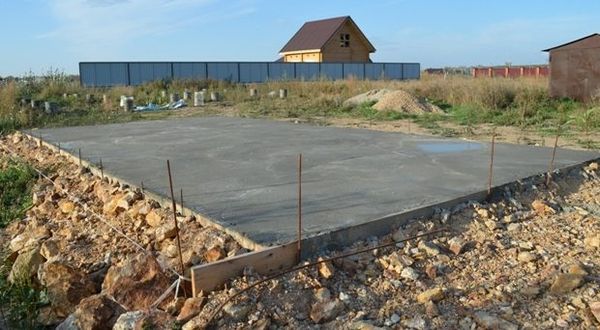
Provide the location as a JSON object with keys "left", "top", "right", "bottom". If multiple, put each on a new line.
{"left": 400, "top": 63, "right": 405, "bottom": 80}
{"left": 126, "top": 62, "right": 131, "bottom": 86}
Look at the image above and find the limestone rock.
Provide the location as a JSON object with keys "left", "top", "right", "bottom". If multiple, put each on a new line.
{"left": 102, "top": 253, "right": 171, "bottom": 310}
{"left": 567, "top": 262, "right": 589, "bottom": 276}
{"left": 145, "top": 209, "right": 165, "bottom": 228}
{"left": 517, "top": 251, "right": 537, "bottom": 263}
{"left": 8, "top": 247, "right": 45, "bottom": 283}
{"left": 9, "top": 225, "right": 51, "bottom": 252}
{"left": 177, "top": 297, "right": 206, "bottom": 323}
{"left": 425, "top": 264, "right": 437, "bottom": 279}
{"left": 314, "top": 287, "right": 331, "bottom": 302}
{"left": 155, "top": 223, "right": 178, "bottom": 242}
{"left": 589, "top": 302, "right": 600, "bottom": 323}
{"left": 584, "top": 234, "right": 600, "bottom": 250}
{"left": 531, "top": 199, "right": 554, "bottom": 216}
{"left": 425, "top": 301, "right": 439, "bottom": 317}
{"left": 59, "top": 200, "right": 76, "bottom": 214}
{"left": 550, "top": 274, "right": 585, "bottom": 295}
{"left": 318, "top": 257, "right": 335, "bottom": 279}
{"left": 59, "top": 294, "right": 125, "bottom": 330}
{"left": 418, "top": 241, "right": 441, "bottom": 256}
{"left": 204, "top": 246, "right": 226, "bottom": 262}
{"left": 38, "top": 261, "right": 97, "bottom": 317}
{"left": 40, "top": 239, "right": 60, "bottom": 260}
{"left": 448, "top": 236, "right": 466, "bottom": 255}
{"left": 223, "top": 302, "right": 250, "bottom": 321}
{"left": 348, "top": 320, "right": 386, "bottom": 330}
{"left": 310, "top": 299, "right": 344, "bottom": 323}
{"left": 417, "top": 287, "right": 444, "bottom": 303}
{"left": 112, "top": 311, "right": 145, "bottom": 330}
{"left": 473, "top": 311, "right": 518, "bottom": 330}
{"left": 103, "top": 194, "right": 126, "bottom": 216}
{"left": 401, "top": 267, "right": 419, "bottom": 281}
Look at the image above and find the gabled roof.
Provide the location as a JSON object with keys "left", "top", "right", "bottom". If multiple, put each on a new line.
{"left": 279, "top": 16, "right": 375, "bottom": 53}
{"left": 542, "top": 33, "right": 600, "bottom": 52}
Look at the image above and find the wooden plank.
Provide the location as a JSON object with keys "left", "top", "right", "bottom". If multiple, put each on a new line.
{"left": 191, "top": 242, "right": 297, "bottom": 296}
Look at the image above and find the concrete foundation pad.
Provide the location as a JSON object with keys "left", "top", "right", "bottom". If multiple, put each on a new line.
{"left": 36, "top": 117, "right": 598, "bottom": 254}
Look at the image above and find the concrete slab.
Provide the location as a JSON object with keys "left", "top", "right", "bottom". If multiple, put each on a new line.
{"left": 36, "top": 117, "right": 598, "bottom": 252}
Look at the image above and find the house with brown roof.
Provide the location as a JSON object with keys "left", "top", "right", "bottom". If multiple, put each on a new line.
{"left": 543, "top": 33, "right": 600, "bottom": 102}
{"left": 279, "top": 16, "right": 375, "bottom": 63}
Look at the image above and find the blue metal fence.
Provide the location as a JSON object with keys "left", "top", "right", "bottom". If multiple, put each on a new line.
{"left": 79, "top": 62, "right": 420, "bottom": 87}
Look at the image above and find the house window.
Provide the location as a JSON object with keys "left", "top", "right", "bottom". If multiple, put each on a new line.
{"left": 340, "top": 33, "right": 350, "bottom": 47}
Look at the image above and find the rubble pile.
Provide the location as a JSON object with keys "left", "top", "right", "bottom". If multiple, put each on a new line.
{"left": 0, "top": 132, "right": 242, "bottom": 328}
{"left": 188, "top": 161, "right": 600, "bottom": 329}
{"left": 1, "top": 132, "right": 599, "bottom": 329}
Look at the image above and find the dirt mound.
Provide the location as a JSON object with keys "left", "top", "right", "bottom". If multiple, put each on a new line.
{"left": 344, "top": 89, "right": 442, "bottom": 114}
{"left": 373, "top": 90, "right": 442, "bottom": 114}
{"left": 343, "top": 89, "right": 393, "bottom": 106}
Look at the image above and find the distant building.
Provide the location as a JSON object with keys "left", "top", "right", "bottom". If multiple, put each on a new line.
{"left": 279, "top": 16, "right": 375, "bottom": 63}
{"left": 543, "top": 33, "right": 600, "bottom": 102}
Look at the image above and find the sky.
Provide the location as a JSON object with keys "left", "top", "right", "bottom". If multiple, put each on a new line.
{"left": 0, "top": 0, "right": 598, "bottom": 76}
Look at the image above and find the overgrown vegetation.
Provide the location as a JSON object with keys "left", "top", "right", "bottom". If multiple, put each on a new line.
{"left": 1, "top": 73, "right": 598, "bottom": 147}
{"left": 0, "top": 157, "right": 44, "bottom": 329}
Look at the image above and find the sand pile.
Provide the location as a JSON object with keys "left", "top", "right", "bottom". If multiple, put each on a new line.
{"left": 345, "top": 89, "right": 442, "bottom": 114}
{"left": 343, "top": 89, "right": 393, "bottom": 106}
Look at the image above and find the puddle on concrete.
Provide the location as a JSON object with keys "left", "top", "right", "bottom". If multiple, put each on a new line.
{"left": 418, "top": 142, "right": 483, "bottom": 154}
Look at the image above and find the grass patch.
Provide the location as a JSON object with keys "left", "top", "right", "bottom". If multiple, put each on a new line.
{"left": 0, "top": 261, "right": 45, "bottom": 330}
{"left": 0, "top": 157, "right": 36, "bottom": 228}
{"left": 0, "top": 157, "right": 44, "bottom": 329}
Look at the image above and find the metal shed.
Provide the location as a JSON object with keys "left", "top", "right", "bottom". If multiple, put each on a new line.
{"left": 543, "top": 33, "right": 600, "bottom": 102}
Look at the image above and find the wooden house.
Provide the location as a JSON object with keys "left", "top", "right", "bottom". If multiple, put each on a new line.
{"left": 279, "top": 16, "right": 375, "bottom": 63}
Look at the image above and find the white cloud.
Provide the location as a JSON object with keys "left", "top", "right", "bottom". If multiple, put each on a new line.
{"left": 42, "top": 0, "right": 255, "bottom": 57}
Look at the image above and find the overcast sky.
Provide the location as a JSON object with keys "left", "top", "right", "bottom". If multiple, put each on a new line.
{"left": 0, "top": 0, "right": 598, "bottom": 76}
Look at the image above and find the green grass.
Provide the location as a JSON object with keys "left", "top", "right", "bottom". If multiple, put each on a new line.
{"left": 0, "top": 263, "right": 46, "bottom": 330}
{"left": 0, "top": 158, "right": 36, "bottom": 228}
{"left": 0, "top": 158, "right": 45, "bottom": 329}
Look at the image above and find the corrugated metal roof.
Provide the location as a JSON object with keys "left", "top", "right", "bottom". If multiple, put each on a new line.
{"left": 542, "top": 33, "right": 600, "bottom": 51}
{"left": 279, "top": 16, "right": 375, "bottom": 53}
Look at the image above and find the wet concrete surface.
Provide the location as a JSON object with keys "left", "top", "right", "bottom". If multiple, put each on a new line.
{"left": 36, "top": 117, "right": 598, "bottom": 247}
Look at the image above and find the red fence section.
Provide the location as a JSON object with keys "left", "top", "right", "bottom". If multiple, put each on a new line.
{"left": 472, "top": 65, "right": 549, "bottom": 78}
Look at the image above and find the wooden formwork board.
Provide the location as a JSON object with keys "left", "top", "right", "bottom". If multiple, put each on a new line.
{"left": 191, "top": 242, "right": 297, "bottom": 296}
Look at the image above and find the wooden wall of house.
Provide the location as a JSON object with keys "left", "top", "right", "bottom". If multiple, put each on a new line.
{"left": 321, "top": 20, "right": 371, "bottom": 62}
{"left": 284, "top": 52, "right": 321, "bottom": 62}
{"left": 549, "top": 35, "right": 600, "bottom": 102}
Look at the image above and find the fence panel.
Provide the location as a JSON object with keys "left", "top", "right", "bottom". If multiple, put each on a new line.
{"left": 343, "top": 63, "right": 364, "bottom": 79}
{"left": 129, "top": 63, "right": 171, "bottom": 85}
{"left": 239, "top": 63, "right": 268, "bottom": 83}
{"left": 320, "top": 63, "right": 343, "bottom": 80}
{"left": 403, "top": 63, "right": 420, "bottom": 79}
{"left": 383, "top": 63, "right": 403, "bottom": 79}
{"left": 173, "top": 62, "right": 207, "bottom": 80}
{"left": 80, "top": 61, "right": 421, "bottom": 86}
{"left": 295, "top": 63, "right": 320, "bottom": 80}
{"left": 364, "top": 63, "right": 385, "bottom": 80}
{"left": 267, "top": 63, "right": 295, "bottom": 80}
{"left": 207, "top": 63, "right": 239, "bottom": 82}
{"left": 80, "top": 63, "right": 96, "bottom": 87}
